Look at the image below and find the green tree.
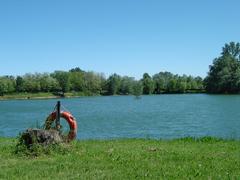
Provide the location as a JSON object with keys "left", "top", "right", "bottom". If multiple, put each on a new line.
{"left": 153, "top": 74, "right": 164, "bottom": 94}
{"left": 39, "top": 73, "right": 59, "bottom": 92}
{"left": 153, "top": 72, "right": 173, "bottom": 93}
{"left": 106, "top": 74, "right": 121, "bottom": 95}
{"left": 51, "top": 71, "right": 70, "bottom": 95}
{"left": 167, "top": 78, "right": 177, "bottom": 92}
{"left": 21, "top": 74, "right": 41, "bottom": 93}
{"left": 176, "top": 77, "right": 187, "bottom": 93}
{"left": 16, "top": 76, "right": 24, "bottom": 92}
{"left": 119, "top": 76, "right": 135, "bottom": 95}
{"left": 205, "top": 52, "right": 240, "bottom": 93}
{"left": 132, "top": 81, "right": 143, "bottom": 98}
{"left": 142, "top": 73, "right": 154, "bottom": 94}
{"left": 83, "top": 72, "right": 104, "bottom": 94}
{"left": 0, "top": 76, "right": 16, "bottom": 95}
{"left": 69, "top": 71, "right": 85, "bottom": 92}
{"left": 186, "top": 76, "right": 198, "bottom": 90}
{"left": 69, "top": 67, "right": 84, "bottom": 73}
{"left": 221, "top": 42, "right": 240, "bottom": 60}
{"left": 194, "top": 76, "right": 204, "bottom": 90}
{"left": 0, "top": 78, "right": 8, "bottom": 96}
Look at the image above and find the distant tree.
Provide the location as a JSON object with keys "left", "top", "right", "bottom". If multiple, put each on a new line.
{"left": 100, "top": 74, "right": 107, "bottom": 95}
{"left": 153, "top": 72, "right": 173, "bottom": 93}
{"left": 69, "top": 71, "right": 85, "bottom": 92}
{"left": 0, "top": 76, "right": 21, "bottom": 95}
{"left": 153, "top": 74, "right": 164, "bottom": 94}
{"left": 39, "top": 73, "right": 59, "bottom": 92}
{"left": 69, "top": 67, "right": 85, "bottom": 73}
{"left": 21, "top": 73, "right": 41, "bottom": 93}
{"left": 132, "top": 81, "right": 143, "bottom": 98}
{"left": 7, "top": 76, "right": 16, "bottom": 93}
{"left": 142, "top": 73, "right": 154, "bottom": 94}
{"left": 194, "top": 76, "right": 204, "bottom": 90}
{"left": 106, "top": 74, "right": 121, "bottom": 95}
{"left": 0, "top": 76, "right": 16, "bottom": 95}
{"left": 176, "top": 78, "right": 187, "bottom": 93}
{"left": 51, "top": 71, "right": 70, "bottom": 95}
{"left": 0, "top": 67, "right": 206, "bottom": 96}
{"left": 167, "top": 78, "right": 177, "bottom": 92}
{"left": 119, "top": 76, "right": 135, "bottom": 95}
{"left": 0, "top": 78, "right": 8, "bottom": 96}
{"left": 16, "top": 76, "right": 24, "bottom": 92}
{"left": 83, "top": 71, "right": 103, "bottom": 94}
{"left": 186, "top": 76, "right": 198, "bottom": 90}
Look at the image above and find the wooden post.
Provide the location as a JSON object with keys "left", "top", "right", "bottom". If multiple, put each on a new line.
{"left": 56, "top": 101, "right": 61, "bottom": 130}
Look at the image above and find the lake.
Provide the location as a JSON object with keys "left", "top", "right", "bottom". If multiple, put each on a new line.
{"left": 0, "top": 94, "right": 240, "bottom": 140}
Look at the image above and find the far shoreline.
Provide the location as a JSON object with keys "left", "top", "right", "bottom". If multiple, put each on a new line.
{"left": 0, "top": 91, "right": 227, "bottom": 101}
{"left": 2, "top": 92, "right": 240, "bottom": 101}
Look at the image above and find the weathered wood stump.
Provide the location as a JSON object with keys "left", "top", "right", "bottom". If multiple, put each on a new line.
{"left": 20, "top": 128, "right": 63, "bottom": 147}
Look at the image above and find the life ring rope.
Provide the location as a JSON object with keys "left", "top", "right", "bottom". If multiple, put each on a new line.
{"left": 44, "top": 111, "right": 77, "bottom": 141}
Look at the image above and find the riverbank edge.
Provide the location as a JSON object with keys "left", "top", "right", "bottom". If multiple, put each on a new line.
{"left": 1, "top": 136, "right": 239, "bottom": 145}
{"left": 0, "top": 91, "right": 207, "bottom": 100}
{"left": 0, "top": 92, "right": 99, "bottom": 101}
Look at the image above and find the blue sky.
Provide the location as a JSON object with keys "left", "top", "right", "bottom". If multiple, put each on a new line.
{"left": 0, "top": 0, "right": 240, "bottom": 79}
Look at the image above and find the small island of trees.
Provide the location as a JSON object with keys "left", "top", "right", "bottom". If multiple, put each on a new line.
{"left": 0, "top": 42, "right": 240, "bottom": 98}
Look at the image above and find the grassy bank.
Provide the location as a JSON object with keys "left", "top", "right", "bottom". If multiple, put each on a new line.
{"left": 0, "top": 137, "right": 240, "bottom": 179}
{"left": 0, "top": 92, "right": 96, "bottom": 100}
{"left": 0, "top": 91, "right": 206, "bottom": 100}
{"left": 0, "top": 92, "right": 57, "bottom": 100}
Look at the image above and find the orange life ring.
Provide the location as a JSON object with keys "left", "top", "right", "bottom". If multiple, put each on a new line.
{"left": 44, "top": 111, "right": 77, "bottom": 141}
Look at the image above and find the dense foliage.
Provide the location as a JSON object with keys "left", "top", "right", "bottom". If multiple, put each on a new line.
{"left": 2, "top": 42, "right": 240, "bottom": 96}
{"left": 205, "top": 42, "right": 240, "bottom": 93}
{"left": 0, "top": 68, "right": 204, "bottom": 96}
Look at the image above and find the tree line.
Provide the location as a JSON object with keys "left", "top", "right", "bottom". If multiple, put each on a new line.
{"left": 1, "top": 41, "right": 239, "bottom": 96}
{"left": 0, "top": 67, "right": 204, "bottom": 97}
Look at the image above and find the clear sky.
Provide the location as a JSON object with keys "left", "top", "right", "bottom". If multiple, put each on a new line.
{"left": 0, "top": 0, "right": 240, "bottom": 79}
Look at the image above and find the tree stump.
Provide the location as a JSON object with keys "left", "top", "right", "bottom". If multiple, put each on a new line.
{"left": 20, "top": 128, "right": 63, "bottom": 147}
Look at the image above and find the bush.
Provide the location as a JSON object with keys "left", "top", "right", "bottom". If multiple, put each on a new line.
{"left": 14, "top": 130, "right": 70, "bottom": 157}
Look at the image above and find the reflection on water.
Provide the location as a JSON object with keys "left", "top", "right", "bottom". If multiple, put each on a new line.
{"left": 0, "top": 94, "right": 240, "bottom": 140}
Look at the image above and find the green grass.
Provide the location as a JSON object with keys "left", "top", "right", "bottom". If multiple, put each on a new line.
{"left": 0, "top": 92, "right": 57, "bottom": 100}
{"left": 0, "top": 91, "right": 206, "bottom": 101}
{"left": 0, "top": 137, "right": 240, "bottom": 179}
{"left": 0, "top": 92, "right": 96, "bottom": 100}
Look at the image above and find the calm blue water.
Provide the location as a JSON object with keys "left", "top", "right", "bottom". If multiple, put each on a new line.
{"left": 0, "top": 94, "right": 240, "bottom": 140}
